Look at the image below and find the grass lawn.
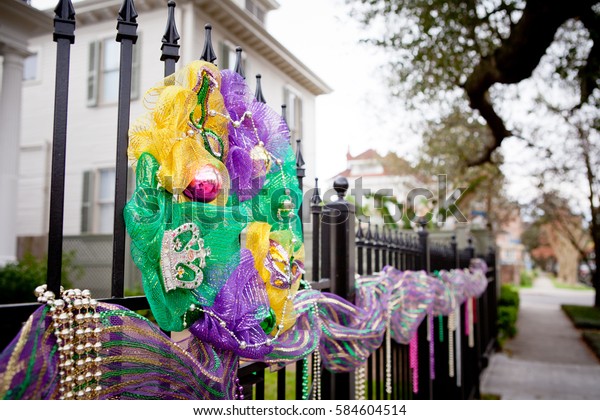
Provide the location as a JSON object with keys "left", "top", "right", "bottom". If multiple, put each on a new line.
{"left": 561, "top": 305, "right": 600, "bottom": 329}
{"left": 264, "top": 365, "right": 298, "bottom": 400}
{"left": 562, "top": 304, "right": 600, "bottom": 361}
{"left": 582, "top": 331, "right": 600, "bottom": 362}
{"left": 552, "top": 279, "right": 593, "bottom": 291}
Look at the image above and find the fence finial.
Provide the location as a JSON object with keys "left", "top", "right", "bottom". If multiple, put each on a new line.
{"left": 54, "top": 0, "right": 75, "bottom": 20}
{"left": 118, "top": 0, "right": 138, "bottom": 23}
{"left": 254, "top": 74, "right": 266, "bottom": 103}
{"left": 374, "top": 225, "right": 380, "bottom": 242}
{"left": 311, "top": 178, "right": 321, "bottom": 205}
{"left": 295, "top": 139, "right": 305, "bottom": 170}
{"left": 161, "top": 1, "right": 180, "bottom": 75}
{"left": 200, "top": 24, "right": 217, "bottom": 63}
{"left": 53, "top": 0, "right": 76, "bottom": 43}
{"left": 356, "top": 220, "right": 363, "bottom": 239}
{"left": 365, "top": 221, "right": 372, "bottom": 241}
{"left": 333, "top": 176, "right": 349, "bottom": 200}
{"left": 281, "top": 104, "right": 287, "bottom": 123}
{"left": 234, "top": 46, "right": 245, "bottom": 78}
{"left": 162, "top": 1, "right": 180, "bottom": 44}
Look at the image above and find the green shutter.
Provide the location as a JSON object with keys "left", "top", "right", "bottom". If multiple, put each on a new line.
{"left": 87, "top": 41, "right": 100, "bottom": 107}
{"left": 81, "top": 170, "right": 95, "bottom": 233}
{"left": 220, "top": 42, "right": 231, "bottom": 69}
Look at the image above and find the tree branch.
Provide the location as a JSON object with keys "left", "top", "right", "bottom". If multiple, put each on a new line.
{"left": 464, "top": 0, "right": 597, "bottom": 166}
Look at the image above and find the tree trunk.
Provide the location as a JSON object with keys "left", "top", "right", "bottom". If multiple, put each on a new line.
{"left": 594, "top": 238, "right": 600, "bottom": 308}
{"left": 464, "top": 0, "right": 598, "bottom": 165}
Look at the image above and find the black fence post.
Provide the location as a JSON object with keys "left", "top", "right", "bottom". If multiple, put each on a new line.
{"left": 295, "top": 139, "right": 305, "bottom": 206}
{"left": 311, "top": 178, "right": 321, "bottom": 283}
{"left": 451, "top": 235, "right": 459, "bottom": 269}
{"left": 294, "top": 138, "right": 306, "bottom": 400}
{"left": 110, "top": 0, "right": 139, "bottom": 299}
{"left": 160, "top": 0, "right": 180, "bottom": 77}
{"left": 46, "top": 0, "right": 76, "bottom": 296}
{"left": 322, "top": 176, "right": 356, "bottom": 399}
{"left": 467, "top": 237, "right": 475, "bottom": 261}
{"left": 416, "top": 219, "right": 432, "bottom": 399}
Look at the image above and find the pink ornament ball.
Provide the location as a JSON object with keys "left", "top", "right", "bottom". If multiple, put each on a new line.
{"left": 183, "top": 165, "right": 223, "bottom": 202}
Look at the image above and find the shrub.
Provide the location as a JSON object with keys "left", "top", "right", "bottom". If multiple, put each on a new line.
{"left": 498, "top": 306, "right": 518, "bottom": 339}
{"left": 519, "top": 270, "right": 534, "bottom": 288}
{"left": 0, "top": 252, "right": 81, "bottom": 304}
{"left": 498, "top": 284, "right": 520, "bottom": 308}
{"left": 497, "top": 284, "right": 520, "bottom": 347}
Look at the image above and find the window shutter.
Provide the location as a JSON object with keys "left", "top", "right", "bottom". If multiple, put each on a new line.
{"left": 296, "top": 95, "right": 303, "bottom": 140}
{"left": 87, "top": 41, "right": 100, "bottom": 107}
{"left": 131, "top": 38, "right": 141, "bottom": 100}
{"left": 81, "top": 170, "right": 96, "bottom": 233}
{"left": 220, "top": 42, "right": 231, "bottom": 69}
{"left": 126, "top": 165, "right": 135, "bottom": 200}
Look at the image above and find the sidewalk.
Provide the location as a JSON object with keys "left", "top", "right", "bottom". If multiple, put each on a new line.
{"left": 480, "top": 276, "right": 600, "bottom": 399}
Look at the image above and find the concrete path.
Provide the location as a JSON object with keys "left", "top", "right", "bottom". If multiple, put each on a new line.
{"left": 480, "top": 276, "right": 600, "bottom": 399}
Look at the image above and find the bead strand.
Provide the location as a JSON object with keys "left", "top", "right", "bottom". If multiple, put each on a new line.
{"left": 385, "top": 304, "right": 392, "bottom": 396}
{"left": 183, "top": 289, "right": 293, "bottom": 351}
{"left": 355, "top": 364, "right": 366, "bottom": 400}
{"left": 35, "top": 286, "right": 103, "bottom": 400}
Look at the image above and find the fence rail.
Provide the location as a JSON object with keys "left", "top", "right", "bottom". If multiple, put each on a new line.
{"left": 0, "top": 0, "right": 497, "bottom": 401}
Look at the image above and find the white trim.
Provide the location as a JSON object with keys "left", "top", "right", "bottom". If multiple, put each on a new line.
{"left": 22, "top": 46, "right": 42, "bottom": 85}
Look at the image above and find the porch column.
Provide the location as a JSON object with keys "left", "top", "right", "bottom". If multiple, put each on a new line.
{"left": 0, "top": 47, "right": 27, "bottom": 266}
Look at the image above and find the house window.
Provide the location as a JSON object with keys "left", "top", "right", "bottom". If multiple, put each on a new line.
{"left": 81, "top": 168, "right": 115, "bottom": 234}
{"left": 81, "top": 167, "right": 135, "bottom": 234}
{"left": 245, "top": 0, "right": 266, "bottom": 23}
{"left": 87, "top": 37, "right": 140, "bottom": 106}
{"left": 284, "top": 86, "right": 303, "bottom": 143}
{"left": 23, "top": 52, "right": 38, "bottom": 81}
{"left": 220, "top": 41, "right": 248, "bottom": 73}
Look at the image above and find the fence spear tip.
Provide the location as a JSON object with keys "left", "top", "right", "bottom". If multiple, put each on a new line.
{"left": 254, "top": 74, "right": 266, "bottom": 103}
{"left": 162, "top": 0, "right": 180, "bottom": 44}
{"left": 118, "top": 0, "right": 138, "bottom": 23}
{"left": 200, "top": 24, "right": 217, "bottom": 63}
{"left": 54, "top": 0, "right": 75, "bottom": 20}
{"left": 234, "top": 46, "right": 245, "bottom": 78}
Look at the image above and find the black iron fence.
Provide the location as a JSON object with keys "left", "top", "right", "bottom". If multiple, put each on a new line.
{"left": 0, "top": 0, "right": 497, "bottom": 401}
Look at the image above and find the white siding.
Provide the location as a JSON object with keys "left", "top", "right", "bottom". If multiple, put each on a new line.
{"left": 18, "top": 4, "right": 319, "bottom": 236}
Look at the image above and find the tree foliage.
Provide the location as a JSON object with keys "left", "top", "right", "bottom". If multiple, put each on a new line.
{"left": 417, "top": 107, "right": 513, "bottom": 231}
{"left": 348, "top": 0, "right": 600, "bottom": 164}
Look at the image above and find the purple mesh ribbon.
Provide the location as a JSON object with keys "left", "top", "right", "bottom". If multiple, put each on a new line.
{"left": 189, "top": 249, "right": 274, "bottom": 359}
{"left": 466, "top": 259, "right": 489, "bottom": 298}
{"left": 0, "top": 261, "right": 490, "bottom": 398}
{"left": 384, "top": 267, "right": 435, "bottom": 344}
{"left": 0, "top": 303, "right": 237, "bottom": 400}
{"left": 430, "top": 273, "right": 454, "bottom": 316}
{"left": 221, "top": 70, "right": 290, "bottom": 201}
{"left": 439, "top": 269, "right": 468, "bottom": 306}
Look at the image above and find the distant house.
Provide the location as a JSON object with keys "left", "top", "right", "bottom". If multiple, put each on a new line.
{"left": 9, "top": 0, "right": 330, "bottom": 295}
{"left": 495, "top": 208, "right": 526, "bottom": 285}
{"left": 331, "top": 148, "right": 429, "bottom": 226}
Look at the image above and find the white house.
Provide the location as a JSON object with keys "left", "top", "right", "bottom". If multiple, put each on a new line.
{"left": 0, "top": 0, "right": 52, "bottom": 266}
{"left": 332, "top": 148, "right": 428, "bottom": 226}
{"left": 9, "top": 0, "right": 331, "bottom": 294}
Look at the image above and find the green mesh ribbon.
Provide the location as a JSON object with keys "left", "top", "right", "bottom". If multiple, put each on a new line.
{"left": 124, "top": 153, "right": 246, "bottom": 331}
{"left": 239, "top": 148, "right": 304, "bottom": 244}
